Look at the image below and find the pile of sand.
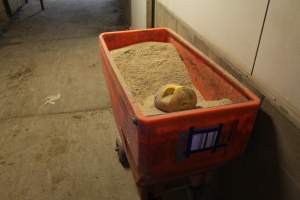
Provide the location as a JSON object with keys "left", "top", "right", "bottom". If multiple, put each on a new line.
{"left": 111, "top": 42, "right": 196, "bottom": 99}
{"left": 111, "top": 42, "right": 231, "bottom": 115}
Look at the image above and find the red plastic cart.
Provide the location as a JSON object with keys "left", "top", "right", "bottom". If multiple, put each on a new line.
{"left": 98, "top": 28, "right": 260, "bottom": 199}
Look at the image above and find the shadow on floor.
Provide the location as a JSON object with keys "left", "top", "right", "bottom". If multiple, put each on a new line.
{"left": 210, "top": 107, "right": 284, "bottom": 200}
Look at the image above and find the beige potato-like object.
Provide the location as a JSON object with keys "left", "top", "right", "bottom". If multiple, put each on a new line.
{"left": 155, "top": 84, "right": 197, "bottom": 112}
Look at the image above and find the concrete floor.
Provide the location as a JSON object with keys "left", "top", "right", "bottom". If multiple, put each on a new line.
{"left": 0, "top": 0, "right": 139, "bottom": 199}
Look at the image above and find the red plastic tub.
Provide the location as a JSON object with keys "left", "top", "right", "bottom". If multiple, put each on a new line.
{"left": 99, "top": 28, "right": 260, "bottom": 198}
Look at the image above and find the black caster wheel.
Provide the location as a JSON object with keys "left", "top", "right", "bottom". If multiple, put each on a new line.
{"left": 115, "top": 137, "right": 129, "bottom": 168}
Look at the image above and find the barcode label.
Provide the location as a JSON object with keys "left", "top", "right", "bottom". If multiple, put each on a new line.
{"left": 187, "top": 125, "right": 222, "bottom": 154}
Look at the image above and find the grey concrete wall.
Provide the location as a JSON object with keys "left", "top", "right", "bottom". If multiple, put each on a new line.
{"left": 7, "top": 0, "right": 26, "bottom": 15}
{"left": 146, "top": 0, "right": 152, "bottom": 28}
{"left": 0, "top": 1, "right": 8, "bottom": 29}
{"left": 0, "top": 0, "right": 27, "bottom": 31}
{"left": 120, "top": 0, "right": 130, "bottom": 27}
{"left": 155, "top": 1, "right": 300, "bottom": 200}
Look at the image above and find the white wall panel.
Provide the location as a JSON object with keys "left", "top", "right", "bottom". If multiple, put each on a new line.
{"left": 253, "top": 0, "right": 300, "bottom": 120}
{"left": 158, "top": 0, "right": 268, "bottom": 74}
{"left": 131, "top": 0, "right": 147, "bottom": 29}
